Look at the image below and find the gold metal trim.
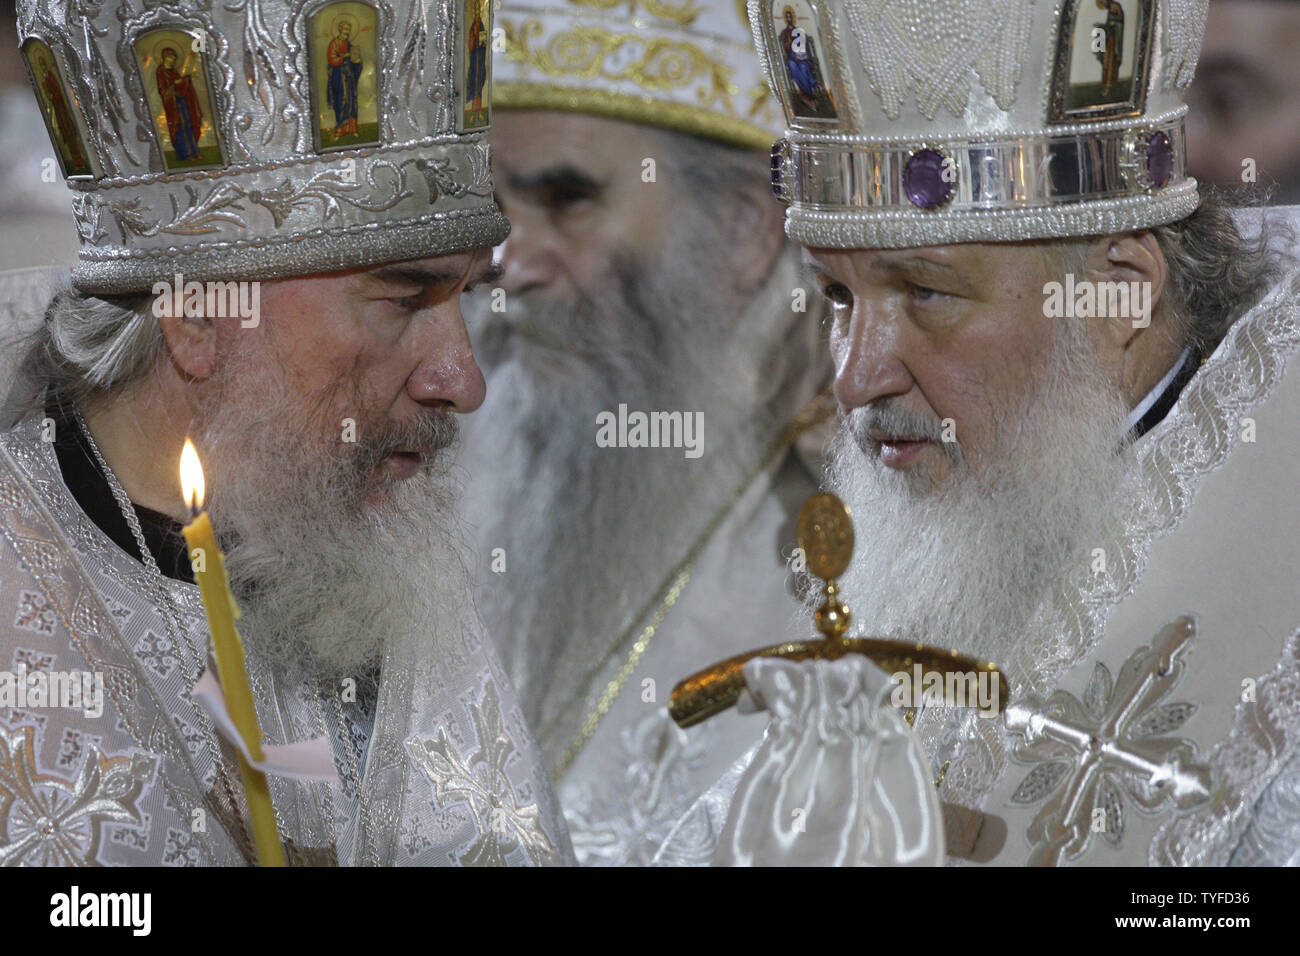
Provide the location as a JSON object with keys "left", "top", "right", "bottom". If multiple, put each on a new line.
{"left": 669, "top": 488, "right": 1011, "bottom": 728}
{"left": 669, "top": 636, "right": 1010, "bottom": 728}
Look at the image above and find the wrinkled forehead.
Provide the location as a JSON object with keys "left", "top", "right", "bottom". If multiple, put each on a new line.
{"left": 492, "top": 110, "right": 659, "bottom": 170}
{"left": 802, "top": 243, "right": 987, "bottom": 280}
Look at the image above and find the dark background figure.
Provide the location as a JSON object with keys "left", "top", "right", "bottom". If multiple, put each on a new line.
{"left": 1185, "top": 0, "right": 1300, "bottom": 203}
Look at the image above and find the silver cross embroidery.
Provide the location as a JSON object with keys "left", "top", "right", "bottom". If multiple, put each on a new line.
{"left": 1004, "top": 616, "right": 1213, "bottom": 866}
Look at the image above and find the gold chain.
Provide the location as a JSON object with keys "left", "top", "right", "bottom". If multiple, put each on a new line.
{"left": 551, "top": 386, "right": 837, "bottom": 778}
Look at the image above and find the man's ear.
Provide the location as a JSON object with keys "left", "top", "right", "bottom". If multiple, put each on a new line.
{"left": 726, "top": 168, "right": 787, "bottom": 295}
{"left": 155, "top": 292, "right": 218, "bottom": 379}
{"left": 1081, "top": 231, "right": 1167, "bottom": 350}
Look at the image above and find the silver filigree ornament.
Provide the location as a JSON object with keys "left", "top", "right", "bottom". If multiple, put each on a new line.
{"left": 1004, "top": 616, "right": 1213, "bottom": 866}
{"left": 402, "top": 149, "right": 492, "bottom": 203}
{"left": 842, "top": 0, "right": 1035, "bottom": 120}
{"left": 405, "top": 681, "right": 560, "bottom": 867}
{"left": 1160, "top": 0, "right": 1209, "bottom": 92}
{"left": 0, "top": 723, "right": 158, "bottom": 866}
{"left": 20, "top": 0, "right": 509, "bottom": 294}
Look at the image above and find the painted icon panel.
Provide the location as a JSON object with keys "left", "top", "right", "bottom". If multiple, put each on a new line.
{"left": 310, "top": 1, "right": 381, "bottom": 151}
{"left": 1049, "top": 0, "right": 1154, "bottom": 123}
{"left": 457, "top": 0, "right": 492, "bottom": 132}
{"left": 22, "top": 38, "right": 93, "bottom": 178}
{"left": 134, "top": 30, "right": 224, "bottom": 170}
{"left": 766, "top": 0, "right": 839, "bottom": 126}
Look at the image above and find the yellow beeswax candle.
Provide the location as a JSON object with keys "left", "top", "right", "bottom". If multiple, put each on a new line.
{"left": 180, "top": 438, "right": 286, "bottom": 868}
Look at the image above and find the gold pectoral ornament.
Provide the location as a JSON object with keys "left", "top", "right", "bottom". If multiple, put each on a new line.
{"left": 668, "top": 492, "right": 1011, "bottom": 728}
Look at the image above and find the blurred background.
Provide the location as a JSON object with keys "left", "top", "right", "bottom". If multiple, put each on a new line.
{"left": 3, "top": 0, "right": 1297, "bottom": 272}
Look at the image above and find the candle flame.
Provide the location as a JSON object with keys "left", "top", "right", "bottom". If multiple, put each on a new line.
{"left": 180, "top": 438, "right": 205, "bottom": 513}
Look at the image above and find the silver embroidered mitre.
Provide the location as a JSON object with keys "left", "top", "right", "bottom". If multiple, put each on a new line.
{"left": 748, "top": 0, "right": 1208, "bottom": 248}
{"left": 14, "top": 0, "right": 506, "bottom": 293}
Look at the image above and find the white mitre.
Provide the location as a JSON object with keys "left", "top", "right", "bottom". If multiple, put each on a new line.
{"left": 494, "top": 0, "right": 785, "bottom": 149}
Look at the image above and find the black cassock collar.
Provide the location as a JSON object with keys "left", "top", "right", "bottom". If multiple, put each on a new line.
{"left": 47, "top": 396, "right": 194, "bottom": 584}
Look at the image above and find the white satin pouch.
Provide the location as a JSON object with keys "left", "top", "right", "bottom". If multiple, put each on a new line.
{"left": 712, "top": 655, "right": 945, "bottom": 866}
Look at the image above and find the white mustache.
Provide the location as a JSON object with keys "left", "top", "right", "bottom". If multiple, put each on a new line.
{"left": 843, "top": 403, "right": 962, "bottom": 462}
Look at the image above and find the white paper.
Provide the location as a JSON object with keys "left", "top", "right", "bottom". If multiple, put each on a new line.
{"left": 191, "top": 669, "right": 341, "bottom": 784}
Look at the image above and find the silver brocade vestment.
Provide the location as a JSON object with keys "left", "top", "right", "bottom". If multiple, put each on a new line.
{"left": 0, "top": 401, "right": 573, "bottom": 865}
{"left": 656, "top": 206, "right": 1300, "bottom": 866}
{"left": 554, "top": 448, "right": 821, "bottom": 865}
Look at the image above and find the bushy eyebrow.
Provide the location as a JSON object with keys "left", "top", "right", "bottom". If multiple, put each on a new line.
{"left": 470, "top": 261, "right": 505, "bottom": 286}
{"left": 801, "top": 252, "right": 962, "bottom": 287}
{"left": 366, "top": 259, "right": 503, "bottom": 290}
{"left": 366, "top": 264, "right": 463, "bottom": 288}
{"left": 507, "top": 164, "right": 603, "bottom": 196}
{"left": 877, "top": 256, "right": 961, "bottom": 285}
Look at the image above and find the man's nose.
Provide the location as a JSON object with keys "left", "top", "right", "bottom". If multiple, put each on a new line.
{"left": 497, "top": 206, "right": 564, "bottom": 294}
{"left": 407, "top": 304, "right": 487, "bottom": 413}
{"left": 832, "top": 302, "right": 915, "bottom": 410}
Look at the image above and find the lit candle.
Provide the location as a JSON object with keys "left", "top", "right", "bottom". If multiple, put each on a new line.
{"left": 179, "top": 438, "right": 286, "bottom": 868}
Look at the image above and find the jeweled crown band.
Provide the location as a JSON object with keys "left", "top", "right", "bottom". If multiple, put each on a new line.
{"left": 772, "top": 115, "right": 1191, "bottom": 249}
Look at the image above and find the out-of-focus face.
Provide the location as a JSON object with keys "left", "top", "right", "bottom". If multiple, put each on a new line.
{"left": 1185, "top": 0, "right": 1300, "bottom": 201}
{"left": 807, "top": 242, "right": 1076, "bottom": 492}
{"left": 483, "top": 110, "right": 678, "bottom": 361}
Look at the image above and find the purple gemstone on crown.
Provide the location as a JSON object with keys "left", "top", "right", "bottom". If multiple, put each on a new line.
{"left": 903, "top": 148, "right": 953, "bottom": 209}
{"left": 1146, "top": 131, "right": 1173, "bottom": 189}
{"left": 770, "top": 141, "right": 786, "bottom": 198}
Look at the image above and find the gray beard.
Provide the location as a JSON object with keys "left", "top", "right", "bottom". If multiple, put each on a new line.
{"left": 459, "top": 239, "right": 804, "bottom": 740}
{"left": 824, "top": 319, "right": 1134, "bottom": 671}
{"left": 193, "top": 345, "right": 469, "bottom": 686}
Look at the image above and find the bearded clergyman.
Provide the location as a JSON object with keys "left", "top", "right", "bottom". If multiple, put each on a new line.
{"left": 457, "top": 0, "right": 833, "bottom": 864}
{"left": 0, "top": 0, "right": 572, "bottom": 865}
{"left": 657, "top": 0, "right": 1300, "bottom": 865}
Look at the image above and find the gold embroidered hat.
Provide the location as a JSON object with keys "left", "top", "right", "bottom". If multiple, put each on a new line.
{"left": 494, "top": 0, "right": 784, "bottom": 150}
{"left": 17, "top": 0, "right": 505, "bottom": 294}
{"left": 750, "top": 0, "right": 1208, "bottom": 249}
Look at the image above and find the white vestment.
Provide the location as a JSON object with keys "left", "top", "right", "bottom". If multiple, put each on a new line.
{"left": 0, "top": 309, "right": 574, "bottom": 865}
{"left": 537, "top": 449, "right": 822, "bottom": 865}
{"left": 658, "top": 207, "right": 1300, "bottom": 866}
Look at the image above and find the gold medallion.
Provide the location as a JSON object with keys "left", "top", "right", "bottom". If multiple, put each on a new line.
{"left": 796, "top": 491, "right": 853, "bottom": 581}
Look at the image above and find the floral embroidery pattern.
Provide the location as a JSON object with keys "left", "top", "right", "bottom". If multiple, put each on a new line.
{"left": 0, "top": 723, "right": 155, "bottom": 865}
{"left": 406, "top": 681, "right": 559, "bottom": 866}
{"left": 1005, "top": 617, "right": 1212, "bottom": 865}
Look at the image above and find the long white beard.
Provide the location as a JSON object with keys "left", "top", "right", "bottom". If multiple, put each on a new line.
{"left": 459, "top": 234, "right": 806, "bottom": 735}
{"left": 825, "top": 320, "right": 1133, "bottom": 668}
{"left": 193, "top": 344, "right": 470, "bottom": 684}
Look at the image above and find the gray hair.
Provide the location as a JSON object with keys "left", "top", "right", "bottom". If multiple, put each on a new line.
{"left": 1041, "top": 191, "right": 1287, "bottom": 357}
{"left": 19, "top": 288, "right": 164, "bottom": 413}
{"left": 654, "top": 126, "right": 772, "bottom": 213}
